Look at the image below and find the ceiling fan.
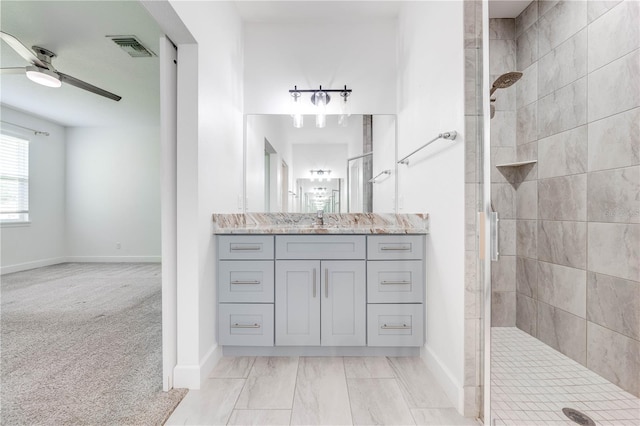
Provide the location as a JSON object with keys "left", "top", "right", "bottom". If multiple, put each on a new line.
{"left": 0, "top": 31, "right": 121, "bottom": 102}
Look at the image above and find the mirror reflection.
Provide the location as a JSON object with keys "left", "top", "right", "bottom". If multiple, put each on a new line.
{"left": 245, "top": 114, "right": 396, "bottom": 213}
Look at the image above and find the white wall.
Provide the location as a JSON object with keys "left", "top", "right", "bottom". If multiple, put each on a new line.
{"left": 169, "top": 0, "right": 244, "bottom": 388}
{"left": 244, "top": 21, "right": 397, "bottom": 115}
{"left": 396, "top": 0, "right": 466, "bottom": 412}
{"left": 65, "top": 126, "right": 161, "bottom": 261}
{"left": 0, "top": 106, "right": 66, "bottom": 273}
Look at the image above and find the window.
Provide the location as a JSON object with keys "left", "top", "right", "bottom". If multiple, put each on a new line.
{"left": 0, "top": 133, "right": 29, "bottom": 223}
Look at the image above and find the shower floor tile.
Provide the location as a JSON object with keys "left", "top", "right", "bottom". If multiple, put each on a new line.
{"left": 491, "top": 327, "right": 640, "bottom": 426}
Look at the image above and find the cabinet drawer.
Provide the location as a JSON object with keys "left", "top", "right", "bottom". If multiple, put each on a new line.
{"left": 276, "top": 235, "right": 366, "bottom": 260}
{"left": 367, "top": 235, "right": 424, "bottom": 260}
{"left": 367, "top": 304, "right": 424, "bottom": 347}
{"left": 218, "top": 235, "right": 274, "bottom": 260}
{"left": 218, "top": 261, "right": 274, "bottom": 303}
{"left": 219, "top": 303, "right": 274, "bottom": 346}
{"left": 367, "top": 261, "right": 424, "bottom": 303}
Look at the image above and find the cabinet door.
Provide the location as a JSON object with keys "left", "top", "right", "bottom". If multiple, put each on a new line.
{"left": 275, "top": 260, "right": 320, "bottom": 346}
{"left": 320, "top": 261, "right": 366, "bottom": 346}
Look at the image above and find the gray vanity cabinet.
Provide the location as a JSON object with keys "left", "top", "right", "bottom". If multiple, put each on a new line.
{"left": 275, "top": 236, "right": 367, "bottom": 347}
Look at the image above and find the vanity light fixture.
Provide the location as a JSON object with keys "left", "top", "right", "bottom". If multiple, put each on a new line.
{"left": 310, "top": 169, "right": 331, "bottom": 182}
{"left": 288, "top": 85, "right": 352, "bottom": 128}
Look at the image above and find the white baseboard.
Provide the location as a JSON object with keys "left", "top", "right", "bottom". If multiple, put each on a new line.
{"left": 1, "top": 257, "right": 66, "bottom": 275}
{"left": 173, "top": 344, "right": 223, "bottom": 390}
{"left": 65, "top": 256, "right": 161, "bottom": 263}
{"left": 421, "top": 344, "right": 464, "bottom": 415}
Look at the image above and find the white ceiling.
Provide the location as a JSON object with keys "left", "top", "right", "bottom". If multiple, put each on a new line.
{"left": 0, "top": 0, "right": 529, "bottom": 128}
{"left": 489, "top": 0, "right": 532, "bottom": 18}
{"left": 0, "top": 1, "right": 162, "bottom": 127}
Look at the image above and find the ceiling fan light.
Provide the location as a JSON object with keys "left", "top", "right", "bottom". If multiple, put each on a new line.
{"left": 26, "top": 66, "right": 61, "bottom": 88}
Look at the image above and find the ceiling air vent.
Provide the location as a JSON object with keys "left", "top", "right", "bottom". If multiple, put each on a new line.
{"left": 107, "top": 35, "right": 156, "bottom": 58}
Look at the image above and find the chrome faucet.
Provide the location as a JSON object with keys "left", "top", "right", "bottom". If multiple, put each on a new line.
{"left": 316, "top": 210, "right": 324, "bottom": 226}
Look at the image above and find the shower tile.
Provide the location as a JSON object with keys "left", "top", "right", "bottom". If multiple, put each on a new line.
{"left": 537, "top": 261, "right": 587, "bottom": 318}
{"left": 516, "top": 256, "right": 538, "bottom": 298}
{"left": 499, "top": 219, "right": 516, "bottom": 256}
{"left": 465, "top": 49, "right": 478, "bottom": 116}
{"left": 464, "top": 318, "right": 478, "bottom": 386}
{"left": 516, "top": 142, "right": 538, "bottom": 181}
{"left": 516, "top": 22, "right": 538, "bottom": 71}
{"left": 492, "top": 184, "right": 516, "bottom": 218}
{"left": 587, "top": 321, "right": 640, "bottom": 396}
{"left": 538, "top": 29, "right": 587, "bottom": 98}
{"left": 492, "top": 255, "right": 516, "bottom": 292}
{"left": 464, "top": 0, "right": 479, "bottom": 48}
{"left": 538, "top": 174, "right": 587, "bottom": 221}
{"left": 491, "top": 74, "right": 517, "bottom": 111}
{"left": 516, "top": 293, "right": 537, "bottom": 337}
{"left": 490, "top": 111, "right": 516, "bottom": 147}
{"left": 587, "top": 272, "right": 640, "bottom": 340}
{"left": 492, "top": 291, "right": 516, "bottom": 326}
{"left": 515, "top": 0, "right": 538, "bottom": 37}
{"left": 465, "top": 119, "right": 477, "bottom": 184}
{"left": 537, "top": 77, "right": 587, "bottom": 139}
{"left": 516, "top": 62, "right": 537, "bottom": 108}
{"left": 490, "top": 39, "right": 517, "bottom": 76}
{"left": 516, "top": 180, "right": 537, "bottom": 220}
{"left": 588, "top": 222, "right": 640, "bottom": 282}
{"left": 588, "top": 49, "right": 640, "bottom": 122}
{"left": 538, "top": 220, "right": 587, "bottom": 269}
{"left": 490, "top": 18, "right": 515, "bottom": 40}
{"left": 588, "top": 107, "right": 640, "bottom": 171}
{"left": 465, "top": 252, "right": 479, "bottom": 318}
{"left": 516, "top": 102, "right": 537, "bottom": 145}
{"left": 537, "top": 301, "right": 587, "bottom": 364}
{"left": 538, "top": 0, "right": 587, "bottom": 57}
{"left": 587, "top": 166, "right": 640, "bottom": 223}
{"left": 516, "top": 220, "right": 537, "bottom": 259}
{"left": 587, "top": 0, "right": 623, "bottom": 22}
{"left": 537, "top": 126, "right": 587, "bottom": 179}
{"left": 588, "top": 0, "right": 640, "bottom": 72}
{"left": 539, "top": 1, "right": 560, "bottom": 18}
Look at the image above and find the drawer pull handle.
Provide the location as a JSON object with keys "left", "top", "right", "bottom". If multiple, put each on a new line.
{"left": 380, "top": 246, "right": 411, "bottom": 251}
{"left": 232, "top": 323, "right": 261, "bottom": 329}
{"left": 313, "top": 268, "right": 317, "bottom": 298}
{"left": 381, "top": 324, "right": 411, "bottom": 330}
{"left": 231, "top": 280, "right": 261, "bottom": 285}
{"left": 380, "top": 280, "right": 411, "bottom": 285}
{"left": 230, "top": 245, "right": 261, "bottom": 251}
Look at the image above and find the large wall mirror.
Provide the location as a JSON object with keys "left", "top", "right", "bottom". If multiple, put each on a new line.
{"left": 245, "top": 114, "right": 397, "bottom": 213}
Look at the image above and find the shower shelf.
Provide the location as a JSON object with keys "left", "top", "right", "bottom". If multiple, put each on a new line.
{"left": 495, "top": 160, "right": 537, "bottom": 168}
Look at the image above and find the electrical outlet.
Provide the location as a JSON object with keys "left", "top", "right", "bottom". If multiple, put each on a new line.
{"left": 116, "top": 242, "right": 121, "bottom": 249}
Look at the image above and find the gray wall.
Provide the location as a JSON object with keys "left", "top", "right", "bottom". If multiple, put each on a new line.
{"left": 491, "top": 0, "right": 639, "bottom": 397}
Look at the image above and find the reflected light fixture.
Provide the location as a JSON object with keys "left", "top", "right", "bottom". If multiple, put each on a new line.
{"left": 26, "top": 66, "right": 62, "bottom": 88}
{"left": 310, "top": 169, "right": 331, "bottom": 182}
{"left": 288, "top": 85, "right": 352, "bottom": 128}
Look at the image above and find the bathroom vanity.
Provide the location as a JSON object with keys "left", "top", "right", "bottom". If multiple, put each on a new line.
{"left": 213, "top": 213, "right": 428, "bottom": 355}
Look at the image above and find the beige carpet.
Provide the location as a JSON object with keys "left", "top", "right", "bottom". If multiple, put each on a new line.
{"left": 0, "top": 263, "right": 187, "bottom": 425}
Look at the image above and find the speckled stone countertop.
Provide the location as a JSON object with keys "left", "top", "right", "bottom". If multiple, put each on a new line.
{"left": 211, "top": 213, "right": 429, "bottom": 234}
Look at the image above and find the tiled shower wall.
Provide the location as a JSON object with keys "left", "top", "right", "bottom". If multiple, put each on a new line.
{"left": 463, "top": 0, "right": 483, "bottom": 417}
{"left": 492, "top": 0, "right": 640, "bottom": 398}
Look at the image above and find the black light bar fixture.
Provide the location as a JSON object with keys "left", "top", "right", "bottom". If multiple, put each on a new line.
{"left": 289, "top": 85, "right": 352, "bottom": 128}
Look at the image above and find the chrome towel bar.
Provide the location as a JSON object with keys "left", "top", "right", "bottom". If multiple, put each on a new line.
{"left": 398, "top": 130, "right": 457, "bottom": 165}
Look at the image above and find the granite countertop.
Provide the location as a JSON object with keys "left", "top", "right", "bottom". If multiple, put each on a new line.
{"left": 211, "top": 213, "right": 429, "bottom": 234}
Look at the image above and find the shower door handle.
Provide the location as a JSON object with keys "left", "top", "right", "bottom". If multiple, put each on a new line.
{"left": 490, "top": 211, "right": 499, "bottom": 262}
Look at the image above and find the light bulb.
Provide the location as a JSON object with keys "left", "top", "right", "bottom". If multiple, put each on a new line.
{"left": 314, "top": 91, "right": 327, "bottom": 128}
{"left": 338, "top": 92, "right": 350, "bottom": 127}
{"left": 290, "top": 90, "right": 303, "bottom": 128}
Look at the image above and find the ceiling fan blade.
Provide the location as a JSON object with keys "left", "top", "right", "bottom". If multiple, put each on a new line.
{"left": 58, "top": 72, "right": 122, "bottom": 102}
{"left": 0, "top": 31, "right": 46, "bottom": 68}
{"left": 0, "top": 67, "right": 26, "bottom": 75}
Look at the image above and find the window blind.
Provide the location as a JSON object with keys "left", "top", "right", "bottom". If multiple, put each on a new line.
{"left": 0, "top": 133, "right": 29, "bottom": 221}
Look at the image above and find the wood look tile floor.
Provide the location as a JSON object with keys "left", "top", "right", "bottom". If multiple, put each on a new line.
{"left": 165, "top": 356, "right": 480, "bottom": 426}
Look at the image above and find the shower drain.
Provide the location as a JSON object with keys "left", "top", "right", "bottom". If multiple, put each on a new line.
{"left": 562, "top": 408, "right": 596, "bottom": 426}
